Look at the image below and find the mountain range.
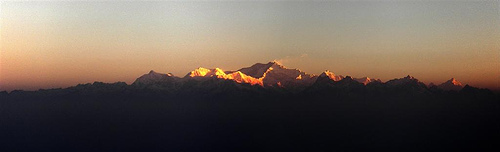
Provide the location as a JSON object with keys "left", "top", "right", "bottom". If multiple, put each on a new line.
{"left": 2, "top": 61, "right": 489, "bottom": 98}
{"left": 131, "top": 61, "right": 465, "bottom": 93}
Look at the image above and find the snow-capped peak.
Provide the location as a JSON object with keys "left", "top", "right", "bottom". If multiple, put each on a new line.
{"left": 353, "top": 77, "right": 381, "bottom": 85}
{"left": 449, "top": 78, "right": 462, "bottom": 86}
{"left": 269, "top": 61, "right": 285, "bottom": 69}
{"left": 404, "top": 75, "right": 416, "bottom": 80}
{"left": 224, "top": 71, "right": 263, "bottom": 86}
{"left": 385, "top": 75, "right": 426, "bottom": 87}
{"left": 237, "top": 61, "right": 318, "bottom": 90}
{"left": 146, "top": 70, "right": 173, "bottom": 77}
{"left": 213, "top": 68, "right": 226, "bottom": 76}
{"left": 296, "top": 74, "right": 302, "bottom": 80}
{"left": 132, "top": 70, "right": 178, "bottom": 86}
{"left": 319, "top": 70, "right": 343, "bottom": 81}
{"left": 186, "top": 67, "right": 230, "bottom": 77}
{"left": 440, "top": 78, "right": 463, "bottom": 86}
{"left": 237, "top": 61, "right": 286, "bottom": 78}
{"left": 187, "top": 67, "right": 213, "bottom": 77}
{"left": 437, "top": 78, "right": 463, "bottom": 91}
{"left": 185, "top": 67, "right": 262, "bottom": 86}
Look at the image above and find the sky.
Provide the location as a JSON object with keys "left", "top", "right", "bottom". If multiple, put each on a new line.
{"left": 1, "top": 1, "right": 499, "bottom": 91}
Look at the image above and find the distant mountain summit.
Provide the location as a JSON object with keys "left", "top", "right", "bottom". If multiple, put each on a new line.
{"left": 132, "top": 70, "right": 178, "bottom": 86}
{"left": 318, "top": 70, "right": 343, "bottom": 81}
{"left": 185, "top": 67, "right": 226, "bottom": 78}
{"left": 386, "top": 75, "right": 422, "bottom": 86}
{"left": 437, "top": 78, "right": 463, "bottom": 91}
{"left": 384, "top": 75, "right": 428, "bottom": 93}
{"left": 238, "top": 62, "right": 279, "bottom": 78}
{"left": 353, "top": 77, "right": 381, "bottom": 85}
{"left": 238, "top": 61, "right": 317, "bottom": 91}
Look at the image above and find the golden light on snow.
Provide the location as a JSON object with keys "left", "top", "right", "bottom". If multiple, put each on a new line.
{"left": 188, "top": 67, "right": 263, "bottom": 86}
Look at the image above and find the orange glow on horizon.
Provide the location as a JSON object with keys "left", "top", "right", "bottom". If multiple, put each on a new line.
{"left": 0, "top": 1, "right": 498, "bottom": 92}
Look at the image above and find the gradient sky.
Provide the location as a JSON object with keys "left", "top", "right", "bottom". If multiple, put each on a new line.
{"left": 1, "top": 1, "right": 499, "bottom": 91}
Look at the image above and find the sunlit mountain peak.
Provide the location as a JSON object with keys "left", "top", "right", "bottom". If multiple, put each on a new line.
{"left": 296, "top": 74, "right": 302, "bottom": 80}
{"left": 449, "top": 78, "right": 462, "bottom": 86}
{"left": 353, "top": 77, "right": 381, "bottom": 85}
{"left": 188, "top": 67, "right": 213, "bottom": 77}
{"left": 437, "top": 78, "right": 464, "bottom": 91}
{"left": 213, "top": 68, "right": 226, "bottom": 76}
{"left": 185, "top": 67, "right": 263, "bottom": 86}
{"left": 319, "top": 70, "right": 343, "bottom": 81}
{"left": 224, "top": 71, "right": 263, "bottom": 86}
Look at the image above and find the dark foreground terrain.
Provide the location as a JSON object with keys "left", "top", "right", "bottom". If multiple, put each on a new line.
{"left": 1, "top": 83, "right": 499, "bottom": 151}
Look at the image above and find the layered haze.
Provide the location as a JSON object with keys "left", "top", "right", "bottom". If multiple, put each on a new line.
{"left": 1, "top": 1, "right": 499, "bottom": 92}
